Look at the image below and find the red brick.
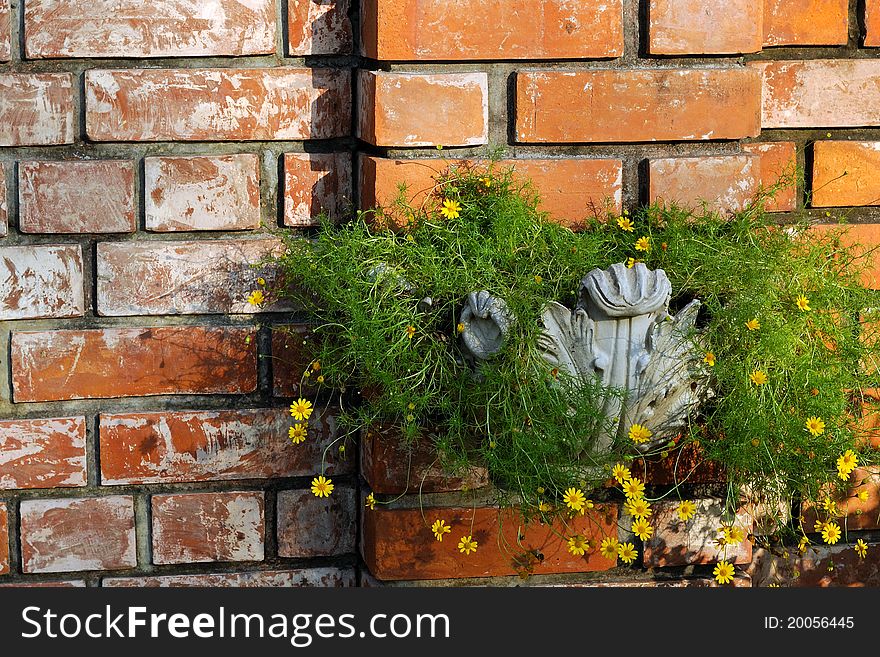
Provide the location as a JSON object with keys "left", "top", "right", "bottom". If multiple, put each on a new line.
{"left": 641, "top": 442, "right": 726, "bottom": 486}
{"left": 151, "top": 492, "right": 265, "bottom": 564}
{"left": 649, "top": 0, "right": 763, "bottom": 54}
{"left": 801, "top": 466, "right": 880, "bottom": 531}
{"left": 869, "top": 1, "right": 880, "bottom": 46}
{"left": 25, "top": 0, "right": 276, "bottom": 58}
{"left": 516, "top": 68, "right": 761, "bottom": 143}
{"left": 0, "top": 580, "right": 86, "bottom": 587}
{"left": 643, "top": 499, "right": 753, "bottom": 567}
{"left": 743, "top": 141, "right": 798, "bottom": 212}
{"left": 289, "top": 0, "right": 352, "bottom": 55}
{"left": 272, "top": 325, "right": 320, "bottom": 397}
{"left": 103, "top": 567, "right": 356, "bottom": 587}
{"left": 96, "top": 238, "right": 288, "bottom": 316}
{"left": 360, "top": 570, "right": 750, "bottom": 587}
{"left": 749, "top": 543, "right": 880, "bottom": 586}
{"left": 11, "top": 326, "right": 257, "bottom": 402}
{"left": 809, "top": 223, "right": 880, "bottom": 289}
{"left": 0, "top": 245, "right": 84, "bottom": 320}
{"left": 86, "top": 68, "right": 350, "bottom": 142}
{"left": 362, "top": 425, "right": 488, "bottom": 494}
{"left": 20, "top": 497, "right": 136, "bottom": 573}
{"left": 811, "top": 141, "right": 880, "bottom": 208}
{"left": 19, "top": 160, "right": 135, "bottom": 233}
{"left": 0, "top": 164, "right": 6, "bottom": 237}
{"left": 0, "top": 417, "right": 86, "bottom": 489}
{"left": 649, "top": 155, "right": 759, "bottom": 214}
{"left": 359, "top": 156, "right": 623, "bottom": 228}
{"left": 358, "top": 70, "right": 487, "bottom": 147}
{"left": 277, "top": 487, "right": 356, "bottom": 557}
{"left": 284, "top": 152, "right": 353, "bottom": 226}
{"left": 0, "top": 2, "right": 9, "bottom": 61}
{"left": 0, "top": 74, "right": 74, "bottom": 146}
{"left": 360, "top": 0, "right": 623, "bottom": 60}
{"left": 99, "top": 406, "right": 351, "bottom": 485}
{"left": 0, "top": 503, "right": 7, "bottom": 576}
{"left": 362, "top": 504, "right": 618, "bottom": 580}
{"left": 755, "top": 60, "right": 880, "bottom": 128}
{"left": 145, "top": 155, "right": 261, "bottom": 232}
{"left": 763, "top": 0, "right": 848, "bottom": 46}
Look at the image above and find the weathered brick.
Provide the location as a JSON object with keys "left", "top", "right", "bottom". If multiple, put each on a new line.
{"left": 801, "top": 466, "right": 880, "bottom": 531}
{"left": 20, "top": 497, "right": 136, "bottom": 573}
{"left": 362, "top": 425, "right": 488, "bottom": 494}
{"left": 272, "top": 325, "right": 320, "bottom": 397}
{"left": 649, "top": 0, "right": 763, "bottom": 54}
{"left": 86, "top": 68, "right": 350, "bottom": 142}
{"left": 0, "top": 580, "right": 86, "bottom": 587}
{"left": 643, "top": 499, "right": 753, "bottom": 567}
{"left": 25, "top": 0, "right": 276, "bottom": 58}
{"left": 0, "top": 74, "right": 74, "bottom": 146}
{"left": 19, "top": 160, "right": 136, "bottom": 233}
{"left": 649, "top": 155, "right": 759, "bottom": 214}
{"left": 0, "top": 245, "right": 84, "bottom": 320}
{"left": 811, "top": 141, "right": 880, "bottom": 207}
{"left": 100, "top": 406, "right": 351, "bottom": 485}
{"left": 0, "top": 503, "right": 7, "bottom": 576}
{"left": 361, "top": 0, "right": 623, "bottom": 60}
{"left": 763, "top": 0, "right": 848, "bottom": 46}
{"left": 868, "top": 0, "right": 880, "bottom": 46}
{"left": 152, "top": 492, "right": 265, "bottom": 564}
{"left": 284, "top": 152, "right": 353, "bottom": 226}
{"left": 749, "top": 543, "right": 880, "bottom": 586}
{"left": 277, "top": 488, "right": 356, "bottom": 557}
{"left": 743, "top": 141, "right": 798, "bottom": 212}
{"left": 362, "top": 504, "right": 618, "bottom": 580}
{"left": 809, "top": 223, "right": 880, "bottom": 289}
{"left": 0, "top": 418, "right": 86, "bottom": 490}
{"left": 289, "top": 0, "right": 352, "bottom": 55}
{"left": 145, "top": 155, "right": 261, "bottom": 232}
{"left": 0, "top": 164, "right": 6, "bottom": 237}
{"left": 755, "top": 60, "right": 880, "bottom": 128}
{"left": 359, "top": 156, "right": 623, "bottom": 228}
{"left": 103, "top": 567, "right": 356, "bottom": 587}
{"left": 516, "top": 68, "right": 761, "bottom": 143}
{"left": 358, "top": 71, "right": 488, "bottom": 147}
{"left": 97, "top": 238, "right": 288, "bottom": 316}
{"left": 0, "top": 2, "right": 9, "bottom": 61}
{"left": 11, "top": 326, "right": 257, "bottom": 402}
{"left": 360, "top": 570, "right": 751, "bottom": 587}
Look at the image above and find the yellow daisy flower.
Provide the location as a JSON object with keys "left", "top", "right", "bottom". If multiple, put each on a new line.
{"left": 628, "top": 423, "right": 653, "bottom": 444}
{"left": 796, "top": 295, "right": 811, "bottom": 312}
{"left": 634, "top": 236, "right": 650, "bottom": 252}
{"left": 288, "top": 423, "right": 307, "bottom": 444}
{"left": 617, "top": 216, "right": 634, "bottom": 232}
{"left": 676, "top": 500, "right": 697, "bottom": 522}
{"left": 821, "top": 522, "right": 841, "bottom": 545}
{"left": 458, "top": 535, "right": 478, "bottom": 555}
{"left": 310, "top": 475, "right": 333, "bottom": 498}
{"left": 749, "top": 369, "right": 768, "bottom": 386}
{"left": 625, "top": 497, "right": 652, "bottom": 519}
{"left": 703, "top": 352, "right": 715, "bottom": 367}
{"left": 563, "top": 487, "right": 587, "bottom": 512}
{"left": 713, "top": 560, "right": 735, "bottom": 585}
{"left": 746, "top": 318, "right": 760, "bottom": 331}
{"left": 611, "top": 463, "right": 631, "bottom": 484}
{"left": 567, "top": 535, "right": 590, "bottom": 556}
{"left": 622, "top": 477, "right": 645, "bottom": 499}
{"left": 405, "top": 325, "right": 416, "bottom": 339}
{"left": 631, "top": 517, "right": 654, "bottom": 541}
{"left": 805, "top": 416, "right": 825, "bottom": 437}
{"left": 855, "top": 538, "right": 868, "bottom": 559}
{"left": 440, "top": 199, "right": 461, "bottom": 219}
{"left": 365, "top": 493, "right": 376, "bottom": 510}
{"left": 431, "top": 519, "right": 451, "bottom": 542}
{"left": 289, "top": 398, "right": 314, "bottom": 422}
{"left": 246, "top": 289, "right": 265, "bottom": 306}
{"left": 617, "top": 542, "right": 637, "bottom": 564}
{"left": 600, "top": 536, "right": 619, "bottom": 560}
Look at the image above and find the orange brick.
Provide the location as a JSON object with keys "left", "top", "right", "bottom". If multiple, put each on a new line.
{"left": 809, "top": 223, "right": 880, "bottom": 289}
{"left": 284, "top": 152, "right": 353, "bottom": 226}
{"left": 755, "top": 60, "right": 880, "bottom": 128}
{"left": 802, "top": 466, "right": 880, "bottom": 531}
{"left": 641, "top": 442, "right": 726, "bottom": 486}
{"left": 0, "top": 418, "right": 86, "bottom": 490}
{"left": 86, "top": 68, "right": 350, "bottom": 142}
{"left": 811, "top": 141, "right": 880, "bottom": 207}
{"left": 99, "top": 407, "right": 351, "bottom": 485}
{"left": 25, "top": 0, "right": 276, "bottom": 58}
{"left": 362, "top": 504, "right": 618, "bottom": 580}
{"left": 516, "top": 68, "right": 761, "bottom": 143}
{"left": 357, "top": 70, "right": 487, "bottom": 147}
{"left": 0, "top": 74, "right": 74, "bottom": 146}
{"left": 11, "top": 326, "right": 257, "bottom": 402}
{"left": 152, "top": 492, "right": 264, "bottom": 564}
{"left": 361, "top": 425, "right": 489, "bottom": 494}
{"left": 288, "top": 0, "right": 352, "bottom": 55}
{"left": 360, "top": 0, "right": 623, "bottom": 60}
{"left": 750, "top": 543, "right": 880, "bottom": 586}
{"left": 865, "top": 0, "right": 880, "bottom": 46}
{"left": 19, "top": 160, "right": 136, "bottom": 233}
{"left": 649, "top": 155, "right": 759, "bottom": 214}
{"left": 359, "top": 156, "right": 622, "bottom": 227}
{"left": 743, "top": 141, "right": 798, "bottom": 212}
{"left": 271, "top": 325, "right": 320, "bottom": 397}
{"left": 763, "top": 0, "right": 848, "bottom": 46}
{"left": 649, "top": 0, "right": 763, "bottom": 54}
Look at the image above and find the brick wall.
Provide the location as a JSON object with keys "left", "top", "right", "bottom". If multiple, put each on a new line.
{"left": 1, "top": 0, "right": 879, "bottom": 588}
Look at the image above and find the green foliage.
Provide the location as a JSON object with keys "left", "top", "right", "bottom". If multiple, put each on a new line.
{"left": 268, "top": 161, "right": 880, "bottom": 536}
